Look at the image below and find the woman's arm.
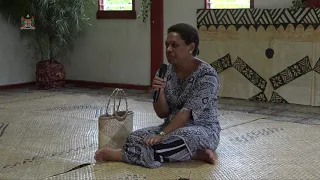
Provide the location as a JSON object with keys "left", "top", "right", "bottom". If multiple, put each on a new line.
{"left": 144, "top": 109, "right": 190, "bottom": 146}
{"left": 161, "top": 109, "right": 191, "bottom": 135}
{"left": 146, "top": 71, "right": 219, "bottom": 146}
{"left": 161, "top": 72, "right": 219, "bottom": 135}
{"left": 153, "top": 88, "right": 170, "bottom": 118}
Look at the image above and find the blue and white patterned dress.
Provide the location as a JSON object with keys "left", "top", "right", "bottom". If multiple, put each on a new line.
{"left": 123, "top": 59, "right": 221, "bottom": 168}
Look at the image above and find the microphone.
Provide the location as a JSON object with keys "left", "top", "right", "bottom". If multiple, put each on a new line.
{"left": 153, "top": 64, "right": 168, "bottom": 103}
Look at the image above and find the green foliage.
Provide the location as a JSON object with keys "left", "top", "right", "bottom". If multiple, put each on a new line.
{"left": 209, "top": 0, "right": 250, "bottom": 9}
{"left": 0, "top": 0, "right": 95, "bottom": 61}
{"left": 106, "top": 0, "right": 133, "bottom": 10}
{"left": 106, "top": 0, "right": 151, "bottom": 21}
{"left": 107, "top": 0, "right": 132, "bottom": 3}
{"left": 291, "top": 0, "right": 307, "bottom": 11}
{"left": 137, "top": 0, "right": 151, "bottom": 23}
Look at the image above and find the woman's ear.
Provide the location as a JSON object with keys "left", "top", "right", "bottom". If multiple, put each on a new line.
{"left": 189, "top": 42, "right": 195, "bottom": 53}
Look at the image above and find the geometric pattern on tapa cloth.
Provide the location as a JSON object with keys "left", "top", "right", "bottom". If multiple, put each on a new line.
{"left": 197, "top": 8, "right": 320, "bottom": 30}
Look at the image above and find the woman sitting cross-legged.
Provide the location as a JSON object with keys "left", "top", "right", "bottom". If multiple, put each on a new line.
{"left": 95, "top": 23, "right": 221, "bottom": 168}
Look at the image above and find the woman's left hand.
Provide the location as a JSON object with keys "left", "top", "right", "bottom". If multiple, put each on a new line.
{"left": 144, "top": 135, "right": 163, "bottom": 146}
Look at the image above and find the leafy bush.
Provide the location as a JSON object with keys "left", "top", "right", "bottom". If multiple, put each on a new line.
{"left": 0, "top": 0, "right": 95, "bottom": 61}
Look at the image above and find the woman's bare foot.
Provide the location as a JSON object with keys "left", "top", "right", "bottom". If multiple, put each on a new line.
{"left": 94, "top": 148, "right": 123, "bottom": 162}
{"left": 192, "top": 149, "right": 216, "bottom": 164}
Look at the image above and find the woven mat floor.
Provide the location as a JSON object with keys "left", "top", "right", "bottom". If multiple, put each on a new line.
{"left": 0, "top": 91, "right": 319, "bottom": 180}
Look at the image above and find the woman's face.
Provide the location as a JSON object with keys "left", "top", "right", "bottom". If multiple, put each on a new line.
{"left": 165, "top": 32, "right": 194, "bottom": 65}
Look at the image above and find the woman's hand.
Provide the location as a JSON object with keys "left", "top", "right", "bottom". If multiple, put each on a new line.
{"left": 144, "top": 135, "right": 163, "bottom": 146}
{"left": 151, "top": 75, "right": 169, "bottom": 118}
{"left": 151, "top": 76, "right": 166, "bottom": 91}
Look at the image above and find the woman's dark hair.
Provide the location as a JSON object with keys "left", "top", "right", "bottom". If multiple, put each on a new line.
{"left": 167, "top": 23, "right": 200, "bottom": 56}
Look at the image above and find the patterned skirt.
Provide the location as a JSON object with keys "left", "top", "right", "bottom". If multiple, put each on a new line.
{"left": 122, "top": 125, "right": 220, "bottom": 168}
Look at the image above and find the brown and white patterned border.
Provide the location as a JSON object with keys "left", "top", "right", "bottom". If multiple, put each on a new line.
{"left": 197, "top": 8, "right": 320, "bottom": 30}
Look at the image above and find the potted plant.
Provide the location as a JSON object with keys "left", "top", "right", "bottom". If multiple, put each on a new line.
{"left": 0, "top": 0, "right": 95, "bottom": 89}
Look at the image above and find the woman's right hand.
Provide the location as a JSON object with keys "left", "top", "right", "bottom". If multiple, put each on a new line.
{"left": 151, "top": 76, "right": 165, "bottom": 91}
{"left": 151, "top": 76, "right": 169, "bottom": 118}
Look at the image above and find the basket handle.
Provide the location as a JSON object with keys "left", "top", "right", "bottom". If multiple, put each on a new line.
{"left": 106, "top": 88, "right": 128, "bottom": 121}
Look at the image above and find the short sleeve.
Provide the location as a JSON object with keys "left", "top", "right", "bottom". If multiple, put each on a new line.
{"left": 181, "top": 73, "right": 219, "bottom": 120}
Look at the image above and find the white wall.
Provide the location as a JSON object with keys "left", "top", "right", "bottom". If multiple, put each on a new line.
{"left": 68, "top": 0, "right": 294, "bottom": 86}
{"left": 0, "top": 0, "right": 294, "bottom": 86}
{"left": 164, "top": 0, "right": 293, "bottom": 29}
{"left": 0, "top": 18, "right": 35, "bottom": 86}
{"left": 65, "top": 0, "right": 151, "bottom": 86}
{"left": 163, "top": 0, "right": 294, "bottom": 60}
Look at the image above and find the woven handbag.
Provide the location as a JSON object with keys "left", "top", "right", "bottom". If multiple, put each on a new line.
{"left": 98, "top": 88, "right": 134, "bottom": 150}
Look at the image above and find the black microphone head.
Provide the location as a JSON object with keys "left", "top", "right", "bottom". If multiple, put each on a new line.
{"left": 153, "top": 63, "right": 168, "bottom": 103}
{"left": 158, "top": 64, "right": 168, "bottom": 78}
{"left": 160, "top": 63, "right": 167, "bottom": 71}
